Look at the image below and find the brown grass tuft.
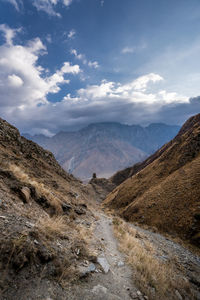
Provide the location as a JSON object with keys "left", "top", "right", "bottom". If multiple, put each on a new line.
{"left": 113, "top": 217, "right": 193, "bottom": 300}
{"left": 36, "top": 215, "right": 69, "bottom": 239}
{"left": 9, "top": 164, "right": 63, "bottom": 213}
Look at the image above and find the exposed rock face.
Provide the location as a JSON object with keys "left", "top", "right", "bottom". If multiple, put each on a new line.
{"left": 104, "top": 113, "right": 200, "bottom": 246}
{"left": 26, "top": 122, "right": 180, "bottom": 180}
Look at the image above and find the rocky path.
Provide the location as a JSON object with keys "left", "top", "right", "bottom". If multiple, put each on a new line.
{"left": 2, "top": 204, "right": 199, "bottom": 300}
{"left": 66, "top": 212, "right": 141, "bottom": 300}
{"left": 66, "top": 210, "right": 200, "bottom": 300}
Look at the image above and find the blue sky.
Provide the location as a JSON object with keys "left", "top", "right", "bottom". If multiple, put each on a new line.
{"left": 0, "top": 0, "right": 200, "bottom": 135}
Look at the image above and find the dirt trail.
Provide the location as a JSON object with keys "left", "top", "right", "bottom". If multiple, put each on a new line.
{"left": 66, "top": 211, "right": 140, "bottom": 300}
{"left": 66, "top": 208, "right": 200, "bottom": 300}
{"left": 2, "top": 205, "right": 199, "bottom": 300}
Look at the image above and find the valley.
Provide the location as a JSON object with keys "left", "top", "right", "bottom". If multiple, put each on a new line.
{"left": 2, "top": 1, "right": 200, "bottom": 299}
{"left": 0, "top": 115, "right": 200, "bottom": 300}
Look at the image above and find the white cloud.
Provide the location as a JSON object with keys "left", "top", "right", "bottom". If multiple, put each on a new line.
{"left": 130, "top": 73, "right": 164, "bottom": 91}
{"left": 76, "top": 75, "right": 187, "bottom": 105}
{"left": 61, "top": 62, "right": 80, "bottom": 74}
{"left": 46, "top": 34, "right": 52, "bottom": 43}
{"left": 32, "top": 0, "right": 73, "bottom": 17}
{"left": 63, "top": 0, "right": 72, "bottom": 7}
{"left": 78, "top": 80, "right": 115, "bottom": 99}
{"left": 100, "top": 0, "right": 104, "bottom": 7}
{"left": 68, "top": 29, "right": 76, "bottom": 39}
{"left": 0, "top": 24, "right": 81, "bottom": 109}
{"left": 88, "top": 61, "right": 99, "bottom": 69}
{"left": 8, "top": 74, "right": 24, "bottom": 87}
{"left": 0, "top": 24, "right": 21, "bottom": 45}
{"left": 122, "top": 47, "right": 135, "bottom": 54}
{"left": 158, "top": 90, "right": 189, "bottom": 104}
{"left": 33, "top": 0, "right": 61, "bottom": 17}
{"left": 71, "top": 48, "right": 100, "bottom": 69}
{"left": 70, "top": 49, "right": 86, "bottom": 62}
{"left": 27, "top": 37, "right": 47, "bottom": 54}
{"left": 122, "top": 43, "right": 147, "bottom": 55}
{"left": 3, "top": 0, "right": 22, "bottom": 11}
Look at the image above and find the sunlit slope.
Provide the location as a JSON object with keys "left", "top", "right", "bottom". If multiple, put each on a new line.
{"left": 105, "top": 114, "right": 200, "bottom": 245}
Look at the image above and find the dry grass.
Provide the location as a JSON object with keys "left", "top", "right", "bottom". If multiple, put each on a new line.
{"left": 76, "top": 225, "right": 93, "bottom": 243}
{"left": 113, "top": 217, "right": 193, "bottom": 300}
{"left": 58, "top": 265, "right": 78, "bottom": 287}
{"left": 36, "top": 215, "right": 69, "bottom": 239}
{"left": 6, "top": 163, "right": 94, "bottom": 241}
{"left": 106, "top": 154, "right": 200, "bottom": 245}
{"left": 105, "top": 119, "right": 200, "bottom": 246}
{"left": 35, "top": 215, "right": 94, "bottom": 283}
{"left": 9, "top": 164, "right": 63, "bottom": 213}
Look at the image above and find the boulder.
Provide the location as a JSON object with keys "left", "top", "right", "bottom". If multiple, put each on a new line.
{"left": 97, "top": 255, "right": 110, "bottom": 273}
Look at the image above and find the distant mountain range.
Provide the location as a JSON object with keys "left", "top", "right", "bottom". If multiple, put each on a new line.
{"left": 24, "top": 122, "right": 180, "bottom": 180}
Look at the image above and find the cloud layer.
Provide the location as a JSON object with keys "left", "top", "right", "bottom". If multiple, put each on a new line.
{"left": 0, "top": 24, "right": 199, "bottom": 136}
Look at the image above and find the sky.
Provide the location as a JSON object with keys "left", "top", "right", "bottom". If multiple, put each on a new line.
{"left": 0, "top": 0, "right": 200, "bottom": 135}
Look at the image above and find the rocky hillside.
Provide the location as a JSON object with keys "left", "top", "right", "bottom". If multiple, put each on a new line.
{"left": 25, "top": 122, "right": 179, "bottom": 180}
{"left": 0, "top": 117, "right": 99, "bottom": 299}
{"left": 0, "top": 117, "right": 199, "bottom": 300}
{"left": 104, "top": 113, "right": 200, "bottom": 247}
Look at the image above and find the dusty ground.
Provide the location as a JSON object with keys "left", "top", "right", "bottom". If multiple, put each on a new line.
{"left": 67, "top": 211, "right": 200, "bottom": 300}
{"left": 65, "top": 211, "right": 140, "bottom": 300}
{"left": 67, "top": 210, "right": 200, "bottom": 300}
{"left": 1, "top": 200, "right": 200, "bottom": 300}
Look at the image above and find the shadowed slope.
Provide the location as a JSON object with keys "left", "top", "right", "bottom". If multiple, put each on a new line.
{"left": 0, "top": 117, "right": 96, "bottom": 299}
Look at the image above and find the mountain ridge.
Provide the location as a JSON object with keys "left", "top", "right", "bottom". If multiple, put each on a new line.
{"left": 24, "top": 122, "right": 180, "bottom": 180}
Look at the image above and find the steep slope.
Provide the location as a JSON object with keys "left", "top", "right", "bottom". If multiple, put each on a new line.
{"left": 1, "top": 118, "right": 199, "bottom": 300}
{"left": 26, "top": 122, "right": 180, "bottom": 180}
{"left": 104, "top": 114, "right": 200, "bottom": 246}
{"left": 0, "top": 118, "right": 97, "bottom": 299}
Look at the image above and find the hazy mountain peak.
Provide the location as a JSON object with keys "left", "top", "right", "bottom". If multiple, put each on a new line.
{"left": 26, "top": 121, "right": 180, "bottom": 180}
